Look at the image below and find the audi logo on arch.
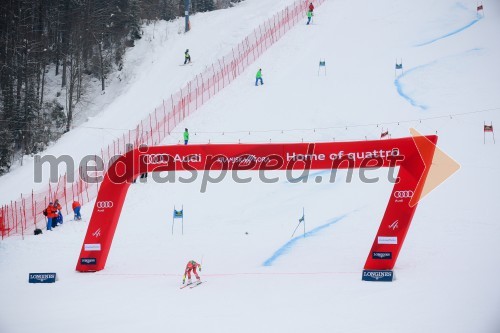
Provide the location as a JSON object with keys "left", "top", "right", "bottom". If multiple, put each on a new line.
{"left": 142, "top": 154, "right": 170, "bottom": 165}
{"left": 393, "top": 190, "right": 414, "bottom": 199}
{"left": 96, "top": 201, "right": 114, "bottom": 211}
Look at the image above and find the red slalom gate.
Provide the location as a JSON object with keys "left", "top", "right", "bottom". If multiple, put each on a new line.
{"left": 76, "top": 135, "right": 437, "bottom": 280}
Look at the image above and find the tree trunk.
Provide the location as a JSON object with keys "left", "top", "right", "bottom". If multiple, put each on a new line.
{"left": 66, "top": 51, "right": 78, "bottom": 132}
{"left": 98, "top": 39, "right": 105, "bottom": 91}
{"left": 40, "top": 64, "right": 46, "bottom": 106}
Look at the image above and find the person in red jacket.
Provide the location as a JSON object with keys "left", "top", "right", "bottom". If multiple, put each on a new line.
{"left": 309, "top": 2, "right": 314, "bottom": 12}
{"left": 45, "top": 202, "right": 59, "bottom": 231}
{"left": 182, "top": 260, "right": 202, "bottom": 285}
{"left": 72, "top": 200, "right": 82, "bottom": 220}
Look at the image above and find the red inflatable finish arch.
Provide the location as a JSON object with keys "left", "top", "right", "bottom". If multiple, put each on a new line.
{"left": 76, "top": 136, "right": 437, "bottom": 277}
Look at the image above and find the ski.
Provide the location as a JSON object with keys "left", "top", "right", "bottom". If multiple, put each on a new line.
{"left": 180, "top": 282, "right": 194, "bottom": 289}
{"left": 189, "top": 281, "right": 204, "bottom": 288}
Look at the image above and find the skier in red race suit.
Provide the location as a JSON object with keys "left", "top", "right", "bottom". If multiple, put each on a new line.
{"left": 183, "top": 260, "right": 202, "bottom": 285}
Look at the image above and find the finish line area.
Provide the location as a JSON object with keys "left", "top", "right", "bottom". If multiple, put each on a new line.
{"left": 76, "top": 137, "right": 437, "bottom": 281}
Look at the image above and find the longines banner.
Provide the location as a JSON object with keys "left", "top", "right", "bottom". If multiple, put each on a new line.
{"left": 76, "top": 136, "right": 438, "bottom": 276}
{"left": 29, "top": 273, "right": 57, "bottom": 283}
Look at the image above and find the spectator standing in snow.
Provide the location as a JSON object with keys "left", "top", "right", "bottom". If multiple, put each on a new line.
{"left": 306, "top": 10, "right": 313, "bottom": 25}
{"left": 54, "top": 199, "right": 63, "bottom": 226}
{"left": 255, "top": 68, "right": 264, "bottom": 86}
{"left": 183, "top": 260, "right": 202, "bottom": 284}
{"left": 45, "top": 202, "right": 58, "bottom": 231}
{"left": 72, "top": 200, "right": 82, "bottom": 220}
{"left": 183, "top": 128, "right": 189, "bottom": 145}
{"left": 184, "top": 49, "right": 191, "bottom": 64}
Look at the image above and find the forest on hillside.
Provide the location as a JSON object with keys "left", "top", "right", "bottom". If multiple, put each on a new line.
{"left": 0, "top": 0, "right": 242, "bottom": 174}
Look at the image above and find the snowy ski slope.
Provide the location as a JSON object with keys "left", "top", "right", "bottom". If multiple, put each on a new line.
{"left": 1, "top": 0, "right": 500, "bottom": 332}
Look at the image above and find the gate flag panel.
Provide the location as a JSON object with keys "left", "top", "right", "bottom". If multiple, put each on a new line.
{"left": 76, "top": 136, "right": 437, "bottom": 273}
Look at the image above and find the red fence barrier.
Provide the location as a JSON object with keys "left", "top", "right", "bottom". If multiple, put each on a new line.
{"left": 0, "top": 0, "right": 324, "bottom": 239}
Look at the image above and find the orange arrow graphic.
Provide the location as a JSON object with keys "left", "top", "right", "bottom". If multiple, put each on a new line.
{"left": 409, "top": 128, "right": 460, "bottom": 207}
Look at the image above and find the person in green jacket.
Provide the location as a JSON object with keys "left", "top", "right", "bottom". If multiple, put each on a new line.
{"left": 306, "top": 10, "right": 313, "bottom": 25}
{"left": 184, "top": 49, "right": 191, "bottom": 64}
{"left": 255, "top": 68, "right": 263, "bottom": 86}
{"left": 183, "top": 128, "right": 189, "bottom": 145}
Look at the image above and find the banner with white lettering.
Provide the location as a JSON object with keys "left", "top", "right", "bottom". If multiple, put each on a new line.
{"left": 29, "top": 273, "right": 57, "bottom": 283}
